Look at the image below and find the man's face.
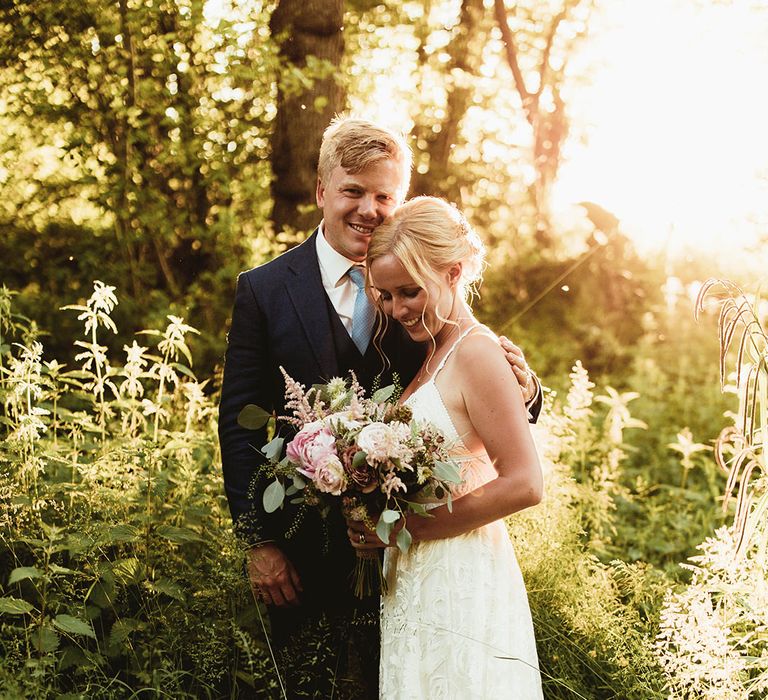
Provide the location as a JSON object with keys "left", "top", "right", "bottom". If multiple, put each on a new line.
{"left": 316, "top": 158, "right": 405, "bottom": 262}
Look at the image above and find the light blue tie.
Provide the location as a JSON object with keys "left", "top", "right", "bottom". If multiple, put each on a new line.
{"left": 347, "top": 265, "right": 375, "bottom": 355}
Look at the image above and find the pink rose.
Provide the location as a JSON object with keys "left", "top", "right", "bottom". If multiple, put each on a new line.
{"left": 314, "top": 455, "right": 347, "bottom": 495}
{"left": 286, "top": 421, "right": 337, "bottom": 479}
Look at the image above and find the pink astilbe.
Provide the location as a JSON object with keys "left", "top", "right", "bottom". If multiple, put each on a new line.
{"left": 279, "top": 366, "right": 317, "bottom": 426}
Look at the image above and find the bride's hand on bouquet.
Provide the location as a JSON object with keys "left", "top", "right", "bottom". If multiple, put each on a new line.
{"left": 346, "top": 516, "right": 404, "bottom": 550}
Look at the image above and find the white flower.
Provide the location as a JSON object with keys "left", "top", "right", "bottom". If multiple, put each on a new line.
{"left": 358, "top": 421, "right": 413, "bottom": 464}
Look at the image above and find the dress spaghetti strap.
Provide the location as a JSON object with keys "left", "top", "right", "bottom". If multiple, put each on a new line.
{"left": 431, "top": 323, "right": 491, "bottom": 381}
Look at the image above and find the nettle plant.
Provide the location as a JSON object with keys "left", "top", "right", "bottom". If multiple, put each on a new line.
{"left": 510, "top": 362, "right": 665, "bottom": 700}
{"left": 656, "top": 280, "right": 768, "bottom": 699}
{"left": 0, "top": 282, "right": 254, "bottom": 697}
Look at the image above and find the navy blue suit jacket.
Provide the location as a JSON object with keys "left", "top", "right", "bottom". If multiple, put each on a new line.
{"left": 218, "top": 230, "right": 424, "bottom": 606}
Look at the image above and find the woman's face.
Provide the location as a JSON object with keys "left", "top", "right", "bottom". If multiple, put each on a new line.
{"left": 368, "top": 253, "right": 456, "bottom": 343}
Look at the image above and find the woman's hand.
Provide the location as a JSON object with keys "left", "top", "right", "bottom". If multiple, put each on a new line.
{"left": 346, "top": 516, "right": 405, "bottom": 550}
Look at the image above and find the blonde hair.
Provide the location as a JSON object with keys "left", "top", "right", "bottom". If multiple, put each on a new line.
{"left": 367, "top": 196, "right": 485, "bottom": 302}
{"left": 317, "top": 115, "right": 412, "bottom": 197}
{"left": 366, "top": 197, "right": 486, "bottom": 364}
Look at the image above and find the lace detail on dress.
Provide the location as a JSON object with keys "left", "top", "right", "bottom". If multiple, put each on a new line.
{"left": 380, "top": 325, "right": 543, "bottom": 699}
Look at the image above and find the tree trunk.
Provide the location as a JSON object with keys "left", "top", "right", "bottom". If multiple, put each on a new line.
{"left": 269, "top": 0, "right": 345, "bottom": 237}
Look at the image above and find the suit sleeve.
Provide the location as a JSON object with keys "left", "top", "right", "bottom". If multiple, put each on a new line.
{"left": 218, "top": 271, "right": 280, "bottom": 547}
{"left": 525, "top": 374, "right": 543, "bottom": 424}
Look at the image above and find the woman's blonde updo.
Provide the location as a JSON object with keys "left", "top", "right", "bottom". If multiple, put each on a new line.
{"left": 366, "top": 196, "right": 486, "bottom": 302}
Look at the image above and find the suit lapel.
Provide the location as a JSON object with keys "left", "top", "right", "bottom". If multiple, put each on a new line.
{"left": 285, "top": 230, "right": 339, "bottom": 380}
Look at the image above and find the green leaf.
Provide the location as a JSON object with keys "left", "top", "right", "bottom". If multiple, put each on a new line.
{"left": 110, "top": 558, "right": 144, "bottom": 585}
{"left": 155, "top": 525, "right": 203, "bottom": 543}
{"left": 150, "top": 578, "right": 186, "bottom": 602}
{"left": 109, "top": 618, "right": 143, "bottom": 648}
{"left": 8, "top": 566, "right": 43, "bottom": 585}
{"left": 87, "top": 576, "right": 116, "bottom": 609}
{"left": 433, "top": 460, "right": 462, "bottom": 484}
{"left": 396, "top": 527, "right": 412, "bottom": 553}
{"left": 53, "top": 614, "right": 96, "bottom": 639}
{"left": 0, "top": 597, "right": 34, "bottom": 614}
{"left": 404, "top": 501, "right": 430, "bottom": 517}
{"left": 381, "top": 509, "right": 400, "bottom": 524}
{"left": 262, "top": 436, "right": 284, "bottom": 461}
{"left": 59, "top": 645, "right": 89, "bottom": 670}
{"left": 376, "top": 516, "right": 394, "bottom": 545}
{"left": 263, "top": 479, "right": 286, "bottom": 514}
{"left": 49, "top": 564, "right": 78, "bottom": 576}
{"left": 32, "top": 624, "right": 59, "bottom": 653}
{"left": 372, "top": 385, "right": 396, "bottom": 403}
{"left": 238, "top": 404, "right": 271, "bottom": 430}
{"left": 352, "top": 451, "right": 368, "bottom": 468}
{"left": 102, "top": 524, "right": 141, "bottom": 544}
{"left": 171, "top": 362, "right": 196, "bottom": 380}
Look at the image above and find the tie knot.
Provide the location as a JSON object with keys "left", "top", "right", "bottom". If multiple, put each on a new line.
{"left": 347, "top": 265, "right": 366, "bottom": 290}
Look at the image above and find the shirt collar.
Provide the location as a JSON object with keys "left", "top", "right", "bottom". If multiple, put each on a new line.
{"left": 316, "top": 221, "right": 360, "bottom": 287}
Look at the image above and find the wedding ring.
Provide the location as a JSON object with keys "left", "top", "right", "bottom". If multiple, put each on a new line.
{"left": 359, "top": 532, "right": 366, "bottom": 544}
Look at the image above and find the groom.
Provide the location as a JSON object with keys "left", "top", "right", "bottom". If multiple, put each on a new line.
{"left": 218, "top": 116, "right": 541, "bottom": 697}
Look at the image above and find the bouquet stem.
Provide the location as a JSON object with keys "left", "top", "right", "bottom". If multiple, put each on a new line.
{"left": 352, "top": 550, "right": 387, "bottom": 599}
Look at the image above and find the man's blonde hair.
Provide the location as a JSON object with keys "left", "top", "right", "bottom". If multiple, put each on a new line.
{"left": 317, "top": 116, "right": 412, "bottom": 198}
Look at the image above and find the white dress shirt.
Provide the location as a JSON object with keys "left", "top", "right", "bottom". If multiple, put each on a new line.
{"left": 315, "top": 222, "right": 360, "bottom": 334}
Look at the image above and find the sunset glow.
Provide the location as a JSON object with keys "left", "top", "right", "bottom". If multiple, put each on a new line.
{"left": 552, "top": 1, "right": 768, "bottom": 255}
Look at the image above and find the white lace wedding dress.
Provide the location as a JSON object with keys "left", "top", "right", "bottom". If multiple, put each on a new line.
{"left": 380, "top": 327, "right": 544, "bottom": 699}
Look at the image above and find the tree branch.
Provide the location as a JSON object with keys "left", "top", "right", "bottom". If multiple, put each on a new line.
{"left": 493, "top": 0, "right": 535, "bottom": 125}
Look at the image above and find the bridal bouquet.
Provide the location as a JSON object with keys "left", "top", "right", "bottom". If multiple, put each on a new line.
{"left": 238, "top": 368, "right": 461, "bottom": 596}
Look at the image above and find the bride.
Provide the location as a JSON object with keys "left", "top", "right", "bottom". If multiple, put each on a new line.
{"left": 347, "top": 196, "right": 544, "bottom": 699}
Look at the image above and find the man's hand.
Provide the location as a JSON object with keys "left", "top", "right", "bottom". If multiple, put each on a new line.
{"left": 247, "top": 544, "right": 303, "bottom": 607}
{"left": 499, "top": 336, "right": 538, "bottom": 404}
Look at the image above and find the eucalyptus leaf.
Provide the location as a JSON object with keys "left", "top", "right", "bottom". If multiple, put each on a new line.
{"left": 396, "top": 526, "right": 412, "bottom": 553}
{"left": 433, "top": 460, "right": 462, "bottom": 484}
{"left": 372, "top": 384, "right": 396, "bottom": 403}
{"left": 404, "top": 501, "right": 430, "bottom": 517}
{"left": 263, "top": 479, "right": 286, "bottom": 513}
{"left": 262, "top": 436, "right": 284, "bottom": 461}
{"left": 381, "top": 509, "right": 400, "bottom": 524}
{"left": 376, "top": 517, "right": 394, "bottom": 545}
{"left": 237, "top": 404, "right": 271, "bottom": 430}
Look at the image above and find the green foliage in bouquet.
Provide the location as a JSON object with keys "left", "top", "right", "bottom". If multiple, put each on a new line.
{"left": 238, "top": 370, "right": 462, "bottom": 598}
